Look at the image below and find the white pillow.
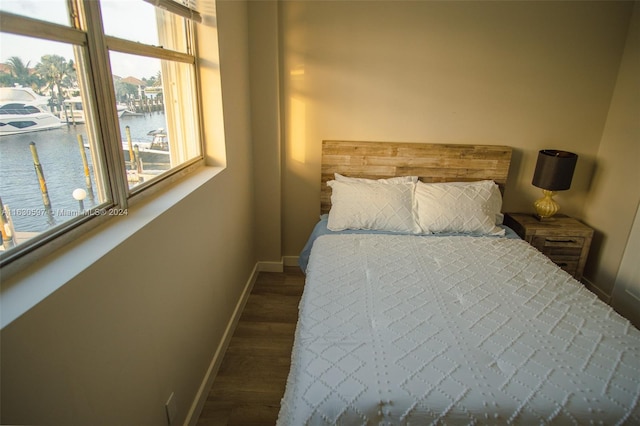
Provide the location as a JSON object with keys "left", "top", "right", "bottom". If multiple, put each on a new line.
{"left": 414, "top": 180, "right": 505, "bottom": 235}
{"left": 327, "top": 180, "right": 419, "bottom": 233}
{"left": 334, "top": 173, "right": 418, "bottom": 184}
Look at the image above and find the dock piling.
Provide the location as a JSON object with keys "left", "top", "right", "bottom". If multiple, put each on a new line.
{"left": 62, "top": 103, "right": 70, "bottom": 125}
{"left": 134, "top": 145, "right": 142, "bottom": 173}
{"left": 0, "top": 197, "right": 16, "bottom": 249}
{"left": 76, "top": 134, "right": 95, "bottom": 200}
{"left": 29, "top": 142, "right": 52, "bottom": 212}
{"left": 68, "top": 103, "right": 77, "bottom": 125}
{"left": 125, "top": 126, "right": 136, "bottom": 170}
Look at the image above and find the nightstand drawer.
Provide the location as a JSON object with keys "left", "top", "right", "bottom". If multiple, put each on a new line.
{"left": 504, "top": 213, "right": 594, "bottom": 281}
{"left": 546, "top": 257, "right": 579, "bottom": 276}
{"left": 531, "top": 235, "right": 585, "bottom": 255}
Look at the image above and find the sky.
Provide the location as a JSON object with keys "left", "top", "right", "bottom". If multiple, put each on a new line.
{"left": 0, "top": 0, "right": 161, "bottom": 79}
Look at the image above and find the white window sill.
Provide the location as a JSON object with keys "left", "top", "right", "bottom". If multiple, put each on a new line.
{"left": 0, "top": 166, "right": 224, "bottom": 329}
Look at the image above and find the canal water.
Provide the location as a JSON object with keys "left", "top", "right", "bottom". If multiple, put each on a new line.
{"left": 0, "top": 112, "right": 166, "bottom": 233}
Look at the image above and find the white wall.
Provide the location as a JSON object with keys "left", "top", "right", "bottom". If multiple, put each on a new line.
{"left": 583, "top": 1, "right": 640, "bottom": 299}
{"left": 248, "top": 1, "right": 282, "bottom": 264}
{"left": 612, "top": 204, "right": 640, "bottom": 327}
{"left": 0, "top": 1, "right": 256, "bottom": 424}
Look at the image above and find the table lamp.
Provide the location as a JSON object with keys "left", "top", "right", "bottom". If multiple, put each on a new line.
{"left": 532, "top": 149, "right": 578, "bottom": 220}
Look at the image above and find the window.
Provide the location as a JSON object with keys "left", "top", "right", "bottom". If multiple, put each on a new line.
{"left": 0, "top": 0, "right": 203, "bottom": 268}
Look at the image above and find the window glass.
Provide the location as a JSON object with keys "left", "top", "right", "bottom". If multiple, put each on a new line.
{"left": 110, "top": 52, "right": 201, "bottom": 188}
{"left": 100, "top": 0, "right": 189, "bottom": 53}
{"left": 109, "top": 51, "right": 200, "bottom": 190}
{"left": 0, "top": 0, "right": 70, "bottom": 27}
{"left": 0, "top": 35, "right": 110, "bottom": 251}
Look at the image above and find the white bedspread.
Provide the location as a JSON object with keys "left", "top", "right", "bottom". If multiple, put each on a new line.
{"left": 277, "top": 234, "right": 640, "bottom": 425}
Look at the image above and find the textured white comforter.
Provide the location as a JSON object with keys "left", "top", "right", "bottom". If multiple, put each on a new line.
{"left": 277, "top": 234, "right": 640, "bottom": 425}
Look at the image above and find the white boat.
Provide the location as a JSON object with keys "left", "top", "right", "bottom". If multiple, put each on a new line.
{"left": 0, "top": 87, "right": 63, "bottom": 136}
{"left": 85, "top": 128, "right": 169, "bottom": 168}
{"left": 122, "top": 128, "right": 169, "bottom": 165}
{"left": 60, "top": 97, "right": 85, "bottom": 124}
{"left": 61, "top": 97, "right": 134, "bottom": 124}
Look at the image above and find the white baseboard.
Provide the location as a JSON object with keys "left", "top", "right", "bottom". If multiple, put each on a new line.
{"left": 184, "top": 263, "right": 260, "bottom": 426}
{"left": 257, "top": 260, "right": 284, "bottom": 273}
{"left": 283, "top": 256, "right": 299, "bottom": 267}
{"left": 256, "top": 257, "right": 301, "bottom": 271}
{"left": 582, "top": 277, "right": 612, "bottom": 304}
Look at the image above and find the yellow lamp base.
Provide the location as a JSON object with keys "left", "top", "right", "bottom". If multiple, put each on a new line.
{"left": 534, "top": 189, "right": 560, "bottom": 221}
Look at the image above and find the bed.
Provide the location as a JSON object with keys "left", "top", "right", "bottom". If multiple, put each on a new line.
{"left": 277, "top": 141, "right": 640, "bottom": 425}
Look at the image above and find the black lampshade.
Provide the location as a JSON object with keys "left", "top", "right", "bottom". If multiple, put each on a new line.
{"left": 532, "top": 150, "right": 578, "bottom": 191}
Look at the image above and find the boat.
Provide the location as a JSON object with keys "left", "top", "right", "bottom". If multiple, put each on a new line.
{"left": 84, "top": 128, "right": 169, "bottom": 169}
{"left": 122, "top": 128, "right": 170, "bottom": 166}
{"left": 0, "top": 87, "right": 63, "bottom": 136}
{"left": 61, "top": 97, "right": 137, "bottom": 124}
{"left": 60, "top": 97, "right": 85, "bottom": 124}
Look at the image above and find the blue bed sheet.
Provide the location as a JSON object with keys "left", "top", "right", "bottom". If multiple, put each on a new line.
{"left": 298, "top": 214, "right": 521, "bottom": 272}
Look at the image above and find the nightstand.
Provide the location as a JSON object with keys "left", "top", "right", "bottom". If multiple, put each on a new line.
{"left": 504, "top": 213, "right": 594, "bottom": 281}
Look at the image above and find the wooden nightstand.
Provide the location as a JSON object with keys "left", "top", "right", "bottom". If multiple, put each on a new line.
{"left": 504, "top": 213, "right": 594, "bottom": 281}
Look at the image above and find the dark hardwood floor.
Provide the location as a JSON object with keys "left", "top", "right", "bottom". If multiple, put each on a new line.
{"left": 196, "top": 267, "right": 305, "bottom": 425}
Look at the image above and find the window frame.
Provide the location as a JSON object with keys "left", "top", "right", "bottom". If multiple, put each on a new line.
{"left": 0, "top": 0, "right": 205, "bottom": 273}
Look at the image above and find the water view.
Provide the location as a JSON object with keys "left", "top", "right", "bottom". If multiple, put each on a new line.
{"left": 0, "top": 112, "right": 166, "bottom": 233}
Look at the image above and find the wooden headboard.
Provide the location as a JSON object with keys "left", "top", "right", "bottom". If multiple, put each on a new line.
{"left": 321, "top": 140, "right": 512, "bottom": 214}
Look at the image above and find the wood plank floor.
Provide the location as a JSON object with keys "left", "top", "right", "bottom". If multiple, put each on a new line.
{"left": 196, "top": 267, "right": 305, "bottom": 426}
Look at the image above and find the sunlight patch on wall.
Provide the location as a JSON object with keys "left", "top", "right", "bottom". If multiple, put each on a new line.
{"left": 289, "top": 96, "right": 306, "bottom": 163}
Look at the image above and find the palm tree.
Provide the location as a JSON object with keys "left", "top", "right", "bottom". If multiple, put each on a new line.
{"left": 4, "top": 56, "right": 33, "bottom": 88}
{"left": 142, "top": 70, "right": 161, "bottom": 88}
{"left": 35, "top": 54, "right": 76, "bottom": 109}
